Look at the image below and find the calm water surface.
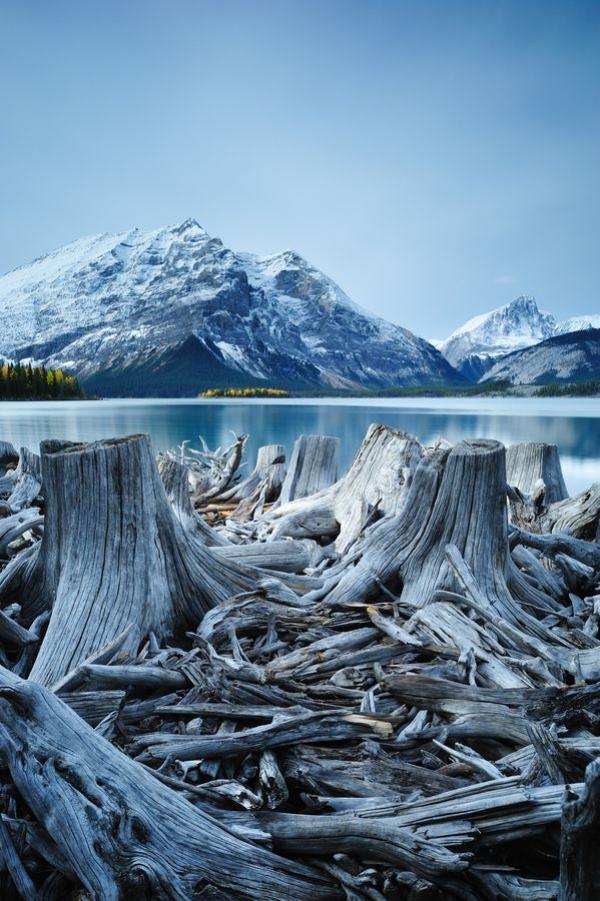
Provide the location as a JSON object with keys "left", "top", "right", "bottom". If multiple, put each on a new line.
{"left": 0, "top": 397, "right": 598, "bottom": 495}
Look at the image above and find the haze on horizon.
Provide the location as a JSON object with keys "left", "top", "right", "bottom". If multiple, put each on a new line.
{"left": 1, "top": 0, "right": 598, "bottom": 337}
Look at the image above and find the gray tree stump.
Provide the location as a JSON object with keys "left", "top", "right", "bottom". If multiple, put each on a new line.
{"left": 222, "top": 444, "right": 286, "bottom": 503}
{"left": 0, "top": 435, "right": 262, "bottom": 686}
{"left": 324, "top": 439, "right": 558, "bottom": 644}
{"left": 507, "top": 442, "right": 568, "bottom": 505}
{"left": 278, "top": 435, "right": 339, "bottom": 505}
{"left": 264, "top": 424, "right": 422, "bottom": 552}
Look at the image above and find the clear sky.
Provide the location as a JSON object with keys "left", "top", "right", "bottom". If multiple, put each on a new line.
{"left": 1, "top": 0, "right": 598, "bottom": 337}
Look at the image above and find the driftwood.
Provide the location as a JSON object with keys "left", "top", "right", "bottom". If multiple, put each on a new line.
{"left": 0, "top": 424, "right": 598, "bottom": 898}
{"left": 261, "top": 424, "right": 422, "bottom": 552}
{"left": 221, "top": 444, "right": 286, "bottom": 504}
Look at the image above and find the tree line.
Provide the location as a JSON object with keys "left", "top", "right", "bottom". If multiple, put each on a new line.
{"left": 0, "top": 362, "right": 83, "bottom": 400}
{"left": 200, "top": 387, "right": 289, "bottom": 398}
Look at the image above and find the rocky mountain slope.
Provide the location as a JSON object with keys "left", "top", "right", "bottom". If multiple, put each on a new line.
{"left": 0, "top": 219, "right": 462, "bottom": 396}
{"left": 436, "top": 296, "right": 557, "bottom": 380}
{"left": 437, "top": 297, "right": 600, "bottom": 381}
{"left": 482, "top": 328, "right": 600, "bottom": 385}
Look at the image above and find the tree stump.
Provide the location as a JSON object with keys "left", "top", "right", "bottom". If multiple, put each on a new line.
{"left": 7, "top": 435, "right": 261, "bottom": 686}
{"left": 265, "top": 425, "right": 422, "bottom": 552}
{"left": 324, "top": 438, "right": 557, "bottom": 639}
{"left": 278, "top": 435, "right": 339, "bottom": 505}
{"left": 507, "top": 442, "right": 568, "bottom": 505}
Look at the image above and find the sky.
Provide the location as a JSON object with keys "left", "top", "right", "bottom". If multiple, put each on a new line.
{"left": 1, "top": 0, "right": 598, "bottom": 338}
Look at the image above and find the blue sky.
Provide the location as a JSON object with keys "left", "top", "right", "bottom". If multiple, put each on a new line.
{"left": 1, "top": 0, "right": 598, "bottom": 336}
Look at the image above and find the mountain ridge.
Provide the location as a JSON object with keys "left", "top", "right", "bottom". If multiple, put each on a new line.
{"left": 482, "top": 328, "right": 600, "bottom": 385}
{"left": 436, "top": 296, "right": 599, "bottom": 380}
{"left": 0, "top": 219, "right": 463, "bottom": 396}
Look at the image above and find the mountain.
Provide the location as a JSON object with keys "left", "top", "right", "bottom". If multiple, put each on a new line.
{"left": 436, "top": 296, "right": 557, "bottom": 380}
{"left": 482, "top": 329, "right": 600, "bottom": 385}
{"left": 553, "top": 314, "right": 600, "bottom": 336}
{"left": 0, "top": 219, "right": 462, "bottom": 396}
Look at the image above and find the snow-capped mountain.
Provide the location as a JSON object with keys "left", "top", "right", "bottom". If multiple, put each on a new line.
{"left": 0, "top": 219, "right": 462, "bottom": 396}
{"left": 482, "top": 329, "right": 600, "bottom": 385}
{"left": 437, "top": 296, "right": 557, "bottom": 380}
{"left": 553, "top": 314, "right": 600, "bottom": 336}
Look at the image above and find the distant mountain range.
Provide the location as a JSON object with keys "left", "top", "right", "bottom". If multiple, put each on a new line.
{"left": 0, "top": 219, "right": 461, "bottom": 396}
{"left": 483, "top": 328, "right": 600, "bottom": 385}
{"left": 0, "top": 221, "right": 597, "bottom": 394}
{"left": 434, "top": 297, "right": 600, "bottom": 383}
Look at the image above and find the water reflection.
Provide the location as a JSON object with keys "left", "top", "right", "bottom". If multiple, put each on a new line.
{"left": 0, "top": 397, "right": 598, "bottom": 495}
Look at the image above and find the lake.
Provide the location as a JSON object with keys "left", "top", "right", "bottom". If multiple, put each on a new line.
{"left": 0, "top": 397, "right": 598, "bottom": 495}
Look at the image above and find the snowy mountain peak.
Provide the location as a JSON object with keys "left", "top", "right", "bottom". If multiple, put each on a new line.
{"left": 438, "top": 296, "right": 557, "bottom": 380}
{"left": 0, "top": 219, "right": 462, "bottom": 396}
{"left": 554, "top": 314, "right": 600, "bottom": 336}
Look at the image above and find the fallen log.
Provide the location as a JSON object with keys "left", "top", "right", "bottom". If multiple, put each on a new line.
{"left": 0, "top": 667, "right": 336, "bottom": 899}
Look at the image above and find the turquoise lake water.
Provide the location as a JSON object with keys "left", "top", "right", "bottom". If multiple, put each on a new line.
{"left": 0, "top": 397, "right": 598, "bottom": 495}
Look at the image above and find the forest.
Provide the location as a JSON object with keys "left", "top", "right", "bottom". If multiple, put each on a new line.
{"left": 0, "top": 362, "right": 83, "bottom": 400}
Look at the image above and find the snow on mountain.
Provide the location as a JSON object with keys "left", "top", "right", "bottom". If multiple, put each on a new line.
{"left": 437, "top": 296, "right": 557, "bottom": 380}
{"left": 482, "top": 329, "right": 600, "bottom": 385}
{"left": 554, "top": 314, "right": 600, "bottom": 336}
{"left": 0, "top": 219, "right": 462, "bottom": 395}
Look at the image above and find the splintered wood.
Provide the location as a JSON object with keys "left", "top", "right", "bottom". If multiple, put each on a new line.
{"left": 0, "top": 425, "right": 599, "bottom": 899}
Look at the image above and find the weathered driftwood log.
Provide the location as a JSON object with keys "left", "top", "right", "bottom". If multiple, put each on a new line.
{"left": 277, "top": 435, "right": 339, "bottom": 506}
{"left": 0, "top": 435, "right": 267, "bottom": 686}
{"left": 0, "top": 508, "right": 43, "bottom": 559}
{"left": 263, "top": 424, "right": 422, "bottom": 553}
{"left": 213, "top": 539, "right": 326, "bottom": 573}
{"left": 4, "top": 448, "right": 42, "bottom": 514}
{"left": 221, "top": 444, "right": 286, "bottom": 503}
{"left": 158, "top": 454, "right": 229, "bottom": 546}
{"left": 0, "top": 667, "right": 335, "bottom": 899}
{"left": 193, "top": 433, "right": 248, "bottom": 503}
{"left": 559, "top": 759, "right": 600, "bottom": 900}
{"left": 542, "top": 483, "right": 600, "bottom": 540}
{"left": 510, "top": 481, "right": 600, "bottom": 539}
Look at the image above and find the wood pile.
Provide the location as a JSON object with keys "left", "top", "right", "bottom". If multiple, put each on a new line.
{"left": 0, "top": 425, "right": 598, "bottom": 898}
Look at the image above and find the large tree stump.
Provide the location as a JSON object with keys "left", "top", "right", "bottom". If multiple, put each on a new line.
{"left": 560, "top": 759, "right": 600, "bottom": 900}
{"left": 277, "top": 435, "right": 339, "bottom": 505}
{"left": 263, "top": 425, "right": 422, "bottom": 553}
{"left": 323, "top": 439, "right": 558, "bottom": 641}
{"left": 0, "top": 667, "right": 335, "bottom": 899}
{"left": 3, "top": 436, "right": 262, "bottom": 686}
